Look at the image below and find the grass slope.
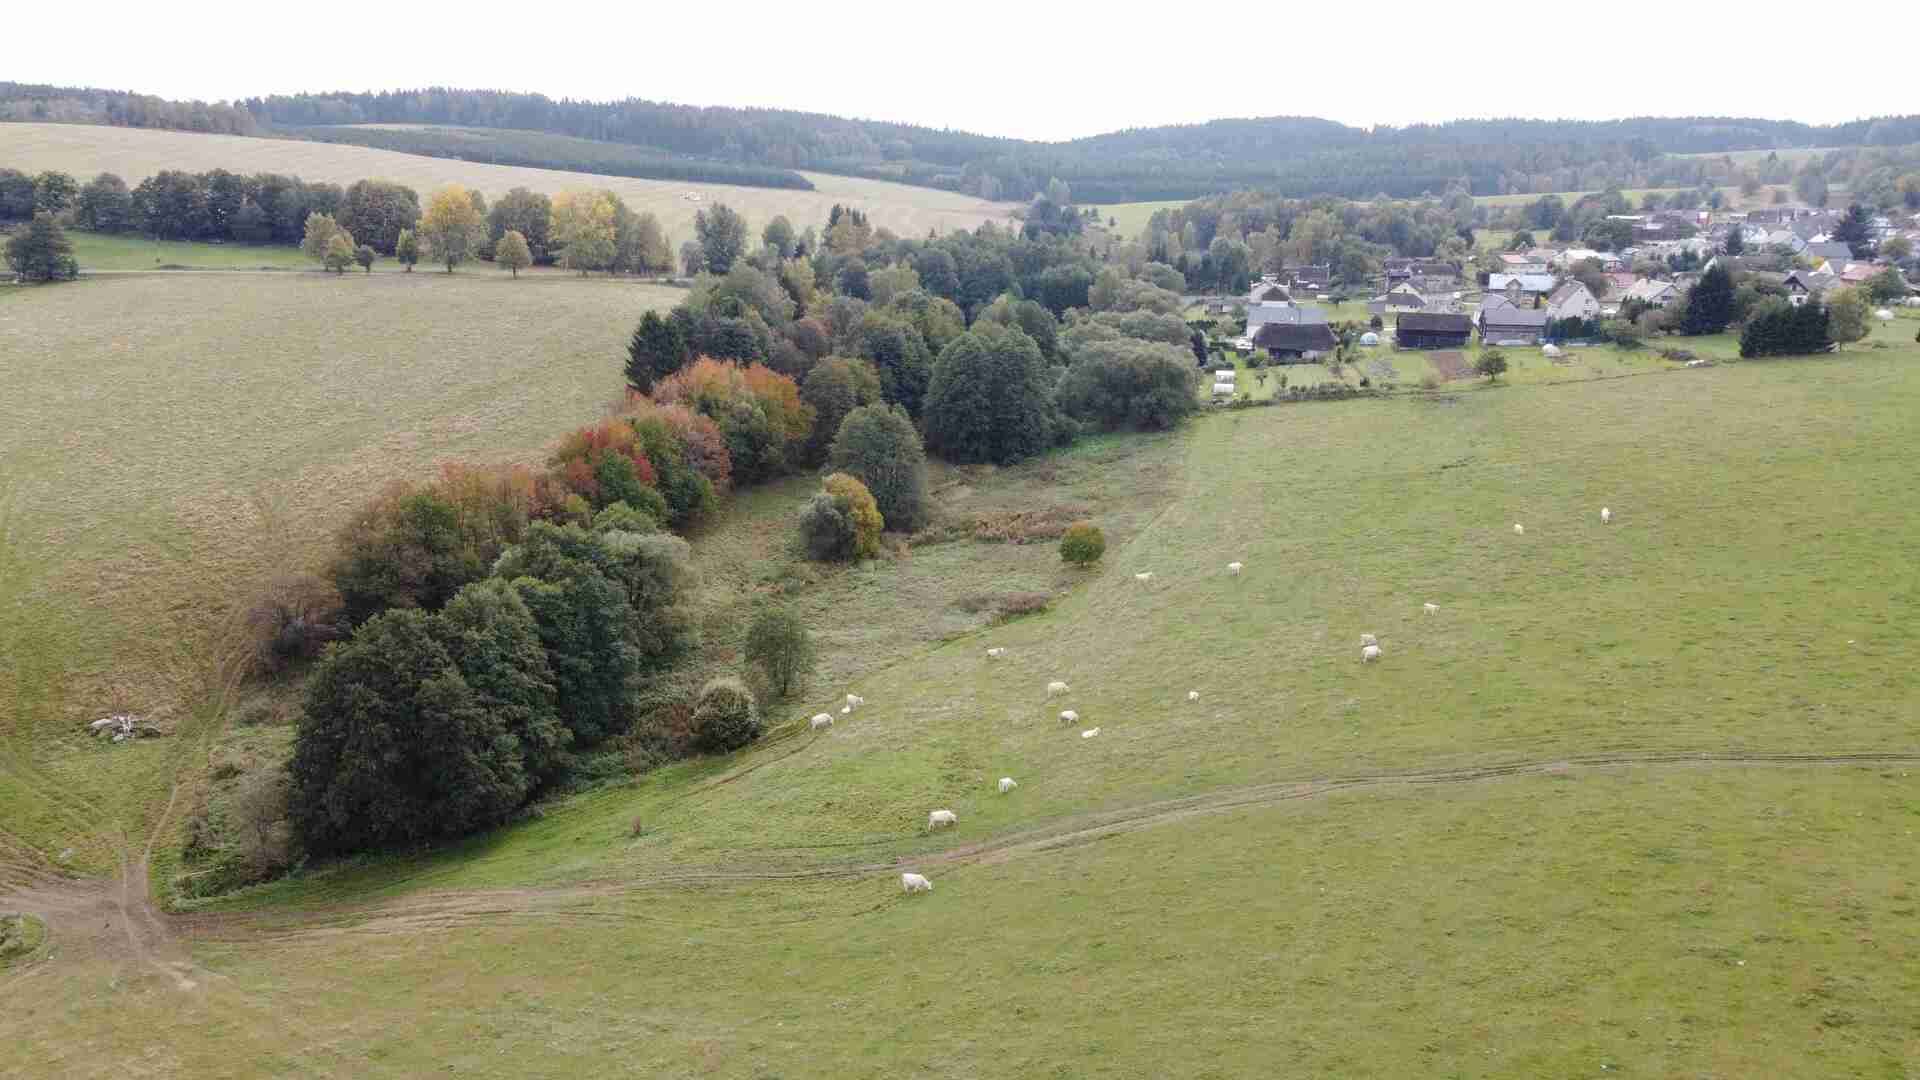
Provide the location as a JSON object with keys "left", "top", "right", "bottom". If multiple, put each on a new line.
{"left": 0, "top": 273, "right": 677, "bottom": 868}
{"left": 64, "top": 231, "right": 314, "bottom": 270}
{"left": 4, "top": 298, "right": 1918, "bottom": 1075}
{"left": 0, "top": 123, "right": 1016, "bottom": 246}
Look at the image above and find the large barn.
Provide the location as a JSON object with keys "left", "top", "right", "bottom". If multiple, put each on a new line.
{"left": 1394, "top": 311, "right": 1473, "bottom": 349}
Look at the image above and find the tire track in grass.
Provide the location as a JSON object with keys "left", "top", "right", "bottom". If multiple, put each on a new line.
{"left": 174, "top": 748, "right": 1920, "bottom": 944}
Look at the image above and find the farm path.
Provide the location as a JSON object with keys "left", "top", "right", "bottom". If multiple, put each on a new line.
{"left": 154, "top": 747, "right": 1920, "bottom": 948}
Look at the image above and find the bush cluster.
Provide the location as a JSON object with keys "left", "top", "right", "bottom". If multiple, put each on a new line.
{"left": 292, "top": 523, "right": 696, "bottom": 856}
{"left": 1739, "top": 299, "right": 1833, "bottom": 358}
{"left": 800, "top": 473, "right": 884, "bottom": 561}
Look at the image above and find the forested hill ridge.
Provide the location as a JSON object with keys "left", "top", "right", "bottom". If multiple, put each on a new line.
{"left": 236, "top": 91, "right": 1920, "bottom": 202}
{"left": 11, "top": 80, "right": 1920, "bottom": 203}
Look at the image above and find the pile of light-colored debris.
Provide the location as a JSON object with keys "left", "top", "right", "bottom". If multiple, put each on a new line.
{"left": 87, "top": 714, "right": 146, "bottom": 742}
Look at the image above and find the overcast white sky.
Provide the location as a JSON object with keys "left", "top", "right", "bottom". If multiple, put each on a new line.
{"left": 13, "top": 2, "right": 1913, "bottom": 141}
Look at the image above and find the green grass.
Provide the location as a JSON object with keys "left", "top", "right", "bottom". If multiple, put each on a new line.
{"left": 203, "top": 341, "right": 1920, "bottom": 908}
{"left": 1097, "top": 199, "right": 1188, "bottom": 240}
{"left": 15, "top": 766, "right": 1920, "bottom": 1076}
{"left": 0, "top": 273, "right": 679, "bottom": 868}
{"left": 0, "top": 912, "right": 47, "bottom": 969}
{"left": 64, "top": 231, "right": 315, "bottom": 271}
{"left": 7, "top": 276, "right": 1920, "bottom": 1074}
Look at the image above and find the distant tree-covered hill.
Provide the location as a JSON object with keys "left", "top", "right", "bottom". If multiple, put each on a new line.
{"left": 13, "top": 81, "right": 1919, "bottom": 204}
{"left": 245, "top": 90, "right": 1920, "bottom": 203}
{"left": 289, "top": 125, "right": 814, "bottom": 190}
{"left": 1, "top": 81, "right": 256, "bottom": 136}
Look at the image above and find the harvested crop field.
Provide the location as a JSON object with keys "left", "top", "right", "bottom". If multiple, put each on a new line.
{"left": 0, "top": 124, "right": 1018, "bottom": 245}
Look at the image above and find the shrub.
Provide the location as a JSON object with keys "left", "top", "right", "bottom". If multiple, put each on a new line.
{"left": 690, "top": 677, "right": 761, "bottom": 754}
{"left": 548, "top": 417, "right": 659, "bottom": 513}
{"left": 1475, "top": 350, "right": 1509, "bottom": 382}
{"left": 626, "top": 398, "right": 731, "bottom": 505}
{"left": 330, "top": 470, "right": 534, "bottom": 625}
{"left": 923, "top": 323, "right": 1055, "bottom": 465}
{"left": 1058, "top": 340, "right": 1199, "bottom": 431}
{"left": 247, "top": 573, "right": 343, "bottom": 674}
{"left": 592, "top": 496, "right": 666, "bottom": 533}
{"left": 289, "top": 609, "right": 530, "bottom": 856}
{"left": 744, "top": 606, "right": 815, "bottom": 698}
{"left": 799, "top": 473, "right": 883, "bottom": 562}
{"left": 653, "top": 358, "right": 814, "bottom": 482}
{"left": 828, "top": 403, "right": 930, "bottom": 531}
{"left": 1059, "top": 521, "right": 1106, "bottom": 567}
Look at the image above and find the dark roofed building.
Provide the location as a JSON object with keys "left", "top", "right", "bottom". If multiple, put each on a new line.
{"left": 1288, "top": 265, "right": 1332, "bottom": 291}
{"left": 1394, "top": 311, "right": 1472, "bottom": 349}
{"left": 1253, "top": 321, "right": 1337, "bottom": 361}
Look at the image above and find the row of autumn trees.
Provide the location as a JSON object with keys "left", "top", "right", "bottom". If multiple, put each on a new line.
{"left": 0, "top": 162, "right": 688, "bottom": 276}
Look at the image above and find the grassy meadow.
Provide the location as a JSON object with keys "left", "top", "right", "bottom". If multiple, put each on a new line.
{"left": 1097, "top": 199, "right": 1188, "bottom": 241}
{"left": 0, "top": 123, "right": 1018, "bottom": 246}
{"left": 0, "top": 272, "right": 678, "bottom": 870}
{"left": 63, "top": 231, "right": 315, "bottom": 271}
{"left": 3, "top": 267, "right": 1919, "bottom": 1075}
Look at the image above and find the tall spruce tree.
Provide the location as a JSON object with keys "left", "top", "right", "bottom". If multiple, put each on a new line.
{"left": 1680, "top": 263, "right": 1735, "bottom": 335}
{"left": 625, "top": 310, "right": 690, "bottom": 394}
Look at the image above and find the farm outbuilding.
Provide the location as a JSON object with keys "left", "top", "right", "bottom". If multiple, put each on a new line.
{"left": 1393, "top": 311, "right": 1472, "bottom": 349}
{"left": 1252, "top": 321, "right": 1337, "bottom": 362}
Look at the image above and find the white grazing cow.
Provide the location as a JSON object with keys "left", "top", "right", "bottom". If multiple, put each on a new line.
{"left": 1059, "top": 709, "right": 1080, "bottom": 725}
{"left": 845, "top": 694, "right": 865, "bottom": 709}
{"left": 998, "top": 777, "right": 1018, "bottom": 793}
{"left": 1600, "top": 507, "right": 1612, "bottom": 524}
{"left": 810, "top": 713, "right": 834, "bottom": 731}
{"left": 1226, "top": 561, "right": 1243, "bottom": 574}
{"left": 927, "top": 810, "right": 958, "bottom": 829}
{"left": 986, "top": 647, "right": 1006, "bottom": 659}
{"left": 901, "top": 872, "right": 933, "bottom": 894}
{"left": 1513, "top": 523, "right": 1525, "bottom": 535}
{"left": 1134, "top": 572, "right": 1154, "bottom": 582}
{"left": 1423, "top": 602, "right": 1439, "bottom": 614}
{"left": 1361, "top": 644, "right": 1382, "bottom": 662}
{"left": 1080, "top": 727, "right": 1101, "bottom": 739}
{"left": 1187, "top": 690, "right": 1201, "bottom": 703}
{"left": 1360, "top": 633, "right": 1378, "bottom": 648}
{"left": 1046, "top": 680, "right": 1070, "bottom": 698}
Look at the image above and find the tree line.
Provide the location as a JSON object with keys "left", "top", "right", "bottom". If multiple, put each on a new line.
{"left": 290, "top": 124, "right": 815, "bottom": 191}
{"left": 0, "top": 162, "right": 685, "bottom": 276}
{"left": 0, "top": 80, "right": 256, "bottom": 135}
{"left": 240, "top": 87, "right": 1920, "bottom": 202}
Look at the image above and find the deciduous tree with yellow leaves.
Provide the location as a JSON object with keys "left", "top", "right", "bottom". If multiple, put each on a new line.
{"left": 550, "top": 189, "right": 618, "bottom": 275}
{"left": 416, "top": 184, "right": 488, "bottom": 273}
